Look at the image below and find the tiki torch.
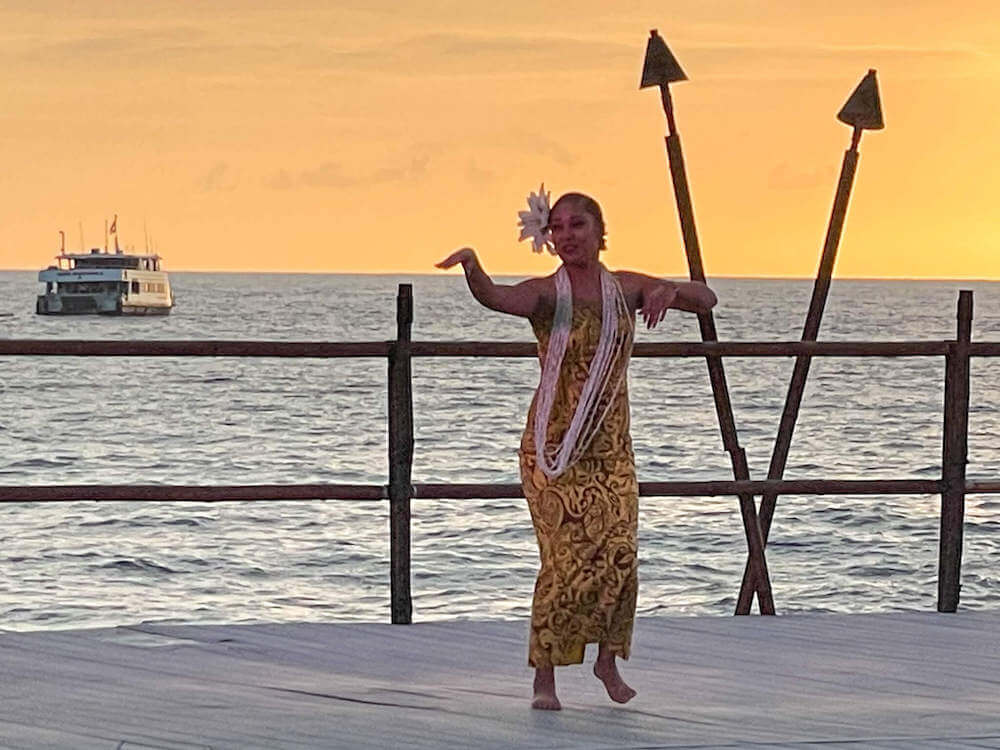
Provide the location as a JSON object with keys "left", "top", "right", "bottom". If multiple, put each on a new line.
{"left": 735, "top": 71, "right": 884, "bottom": 614}
{"left": 640, "top": 30, "right": 775, "bottom": 614}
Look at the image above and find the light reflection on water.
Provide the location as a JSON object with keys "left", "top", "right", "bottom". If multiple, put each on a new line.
{"left": 1, "top": 272, "right": 999, "bottom": 629}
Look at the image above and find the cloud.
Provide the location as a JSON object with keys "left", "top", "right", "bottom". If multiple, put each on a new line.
{"left": 679, "top": 40, "right": 990, "bottom": 81}
{"left": 197, "top": 161, "right": 238, "bottom": 192}
{"left": 317, "top": 33, "right": 637, "bottom": 76}
{"left": 2, "top": 23, "right": 639, "bottom": 80}
{"left": 466, "top": 159, "right": 497, "bottom": 184}
{"left": 5, "top": 25, "right": 209, "bottom": 65}
{"left": 490, "top": 130, "right": 579, "bottom": 167}
{"left": 264, "top": 154, "right": 429, "bottom": 190}
{"left": 10, "top": 19, "right": 987, "bottom": 90}
{"left": 532, "top": 138, "right": 577, "bottom": 167}
{"left": 3, "top": 0, "right": 993, "bottom": 83}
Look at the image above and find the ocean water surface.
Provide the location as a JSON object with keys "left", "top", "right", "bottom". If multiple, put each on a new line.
{"left": 1, "top": 271, "right": 999, "bottom": 630}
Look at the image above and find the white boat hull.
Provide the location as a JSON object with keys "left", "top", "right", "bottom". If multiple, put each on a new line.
{"left": 36, "top": 257, "right": 174, "bottom": 316}
{"left": 35, "top": 294, "right": 172, "bottom": 315}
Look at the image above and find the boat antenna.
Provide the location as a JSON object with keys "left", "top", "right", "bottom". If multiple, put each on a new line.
{"left": 78, "top": 221, "right": 84, "bottom": 252}
{"left": 59, "top": 230, "right": 65, "bottom": 253}
{"left": 110, "top": 214, "right": 120, "bottom": 254}
{"left": 104, "top": 219, "right": 108, "bottom": 253}
{"left": 144, "top": 219, "right": 150, "bottom": 253}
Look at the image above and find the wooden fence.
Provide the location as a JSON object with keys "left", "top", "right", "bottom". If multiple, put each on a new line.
{"left": 0, "top": 285, "right": 993, "bottom": 623}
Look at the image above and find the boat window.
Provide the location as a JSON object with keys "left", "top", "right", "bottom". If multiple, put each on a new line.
{"left": 65, "top": 281, "right": 117, "bottom": 294}
{"left": 76, "top": 256, "right": 140, "bottom": 270}
{"left": 131, "top": 280, "right": 140, "bottom": 294}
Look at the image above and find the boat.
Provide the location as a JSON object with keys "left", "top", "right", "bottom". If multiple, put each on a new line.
{"left": 36, "top": 244, "right": 174, "bottom": 316}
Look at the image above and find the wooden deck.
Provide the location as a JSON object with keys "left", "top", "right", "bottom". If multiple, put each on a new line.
{"left": 2, "top": 612, "right": 999, "bottom": 749}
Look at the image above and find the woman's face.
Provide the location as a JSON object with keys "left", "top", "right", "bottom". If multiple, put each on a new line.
{"left": 548, "top": 202, "right": 601, "bottom": 267}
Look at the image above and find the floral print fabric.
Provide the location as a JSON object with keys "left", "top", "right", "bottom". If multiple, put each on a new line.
{"left": 520, "top": 299, "right": 638, "bottom": 667}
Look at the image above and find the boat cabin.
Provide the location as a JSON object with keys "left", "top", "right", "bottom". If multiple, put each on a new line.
{"left": 53, "top": 249, "right": 164, "bottom": 272}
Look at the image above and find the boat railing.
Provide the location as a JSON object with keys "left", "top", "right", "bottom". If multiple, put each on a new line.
{"left": 0, "top": 285, "right": 989, "bottom": 623}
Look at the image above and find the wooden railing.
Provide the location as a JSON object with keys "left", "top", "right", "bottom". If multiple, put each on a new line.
{"left": 0, "top": 285, "right": 991, "bottom": 623}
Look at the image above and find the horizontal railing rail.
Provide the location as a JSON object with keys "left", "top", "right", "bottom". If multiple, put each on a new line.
{"left": 0, "top": 485, "right": 388, "bottom": 502}
{"left": 0, "top": 339, "right": 393, "bottom": 358}
{"left": 0, "top": 478, "right": 949, "bottom": 503}
{"left": 7, "top": 338, "right": 998, "bottom": 358}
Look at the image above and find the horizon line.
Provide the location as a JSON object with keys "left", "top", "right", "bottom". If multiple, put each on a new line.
{"left": 3, "top": 267, "right": 1000, "bottom": 283}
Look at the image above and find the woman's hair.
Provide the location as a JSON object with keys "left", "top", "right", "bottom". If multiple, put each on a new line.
{"left": 551, "top": 192, "right": 607, "bottom": 250}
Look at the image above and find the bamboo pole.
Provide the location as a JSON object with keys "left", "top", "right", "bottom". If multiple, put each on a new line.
{"left": 641, "top": 29, "right": 774, "bottom": 614}
{"left": 938, "top": 290, "right": 972, "bottom": 612}
{"left": 736, "top": 70, "right": 885, "bottom": 614}
{"left": 388, "top": 284, "right": 415, "bottom": 624}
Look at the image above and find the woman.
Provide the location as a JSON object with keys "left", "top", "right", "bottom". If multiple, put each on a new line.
{"left": 437, "top": 191, "right": 717, "bottom": 710}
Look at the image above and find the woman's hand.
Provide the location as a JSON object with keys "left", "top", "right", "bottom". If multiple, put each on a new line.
{"left": 436, "top": 247, "right": 477, "bottom": 270}
{"left": 640, "top": 280, "right": 678, "bottom": 329}
{"left": 617, "top": 271, "right": 717, "bottom": 321}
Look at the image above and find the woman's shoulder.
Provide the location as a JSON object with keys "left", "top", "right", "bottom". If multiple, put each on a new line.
{"left": 611, "top": 269, "right": 648, "bottom": 308}
{"left": 519, "top": 274, "right": 555, "bottom": 292}
{"left": 611, "top": 269, "right": 648, "bottom": 287}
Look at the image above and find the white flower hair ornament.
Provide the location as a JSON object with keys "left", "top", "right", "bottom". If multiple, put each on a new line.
{"left": 517, "top": 183, "right": 554, "bottom": 254}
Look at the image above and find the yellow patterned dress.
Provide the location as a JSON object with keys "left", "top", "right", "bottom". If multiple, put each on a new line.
{"left": 519, "top": 296, "right": 638, "bottom": 668}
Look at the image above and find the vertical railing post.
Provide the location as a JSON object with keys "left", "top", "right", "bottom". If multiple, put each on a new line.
{"left": 938, "top": 290, "right": 972, "bottom": 612}
{"left": 388, "top": 284, "right": 414, "bottom": 624}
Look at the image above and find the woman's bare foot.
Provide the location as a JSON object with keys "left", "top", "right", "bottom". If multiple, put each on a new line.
{"left": 593, "top": 655, "right": 636, "bottom": 704}
{"left": 532, "top": 667, "right": 561, "bottom": 710}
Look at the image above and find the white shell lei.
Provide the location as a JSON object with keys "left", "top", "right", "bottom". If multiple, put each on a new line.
{"left": 534, "top": 265, "right": 633, "bottom": 478}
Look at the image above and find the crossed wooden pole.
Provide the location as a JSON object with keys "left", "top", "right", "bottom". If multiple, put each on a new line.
{"left": 735, "top": 70, "right": 884, "bottom": 613}
{"left": 641, "top": 30, "right": 775, "bottom": 615}
{"left": 641, "top": 32, "right": 884, "bottom": 614}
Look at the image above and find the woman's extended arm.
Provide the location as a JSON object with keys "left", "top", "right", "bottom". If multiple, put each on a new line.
{"left": 436, "top": 247, "right": 544, "bottom": 318}
{"left": 616, "top": 270, "right": 717, "bottom": 329}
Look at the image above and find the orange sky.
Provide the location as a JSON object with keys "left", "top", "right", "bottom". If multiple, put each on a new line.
{"left": 1, "top": 1, "right": 998, "bottom": 278}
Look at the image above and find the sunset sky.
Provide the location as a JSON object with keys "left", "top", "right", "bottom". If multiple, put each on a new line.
{"left": 1, "top": 1, "right": 997, "bottom": 278}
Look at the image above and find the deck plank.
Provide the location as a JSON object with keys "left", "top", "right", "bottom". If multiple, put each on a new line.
{"left": 2, "top": 612, "right": 999, "bottom": 749}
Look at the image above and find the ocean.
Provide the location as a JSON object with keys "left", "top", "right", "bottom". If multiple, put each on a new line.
{"left": 1, "top": 271, "right": 999, "bottom": 631}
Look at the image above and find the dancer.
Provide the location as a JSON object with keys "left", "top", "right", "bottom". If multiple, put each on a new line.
{"left": 437, "top": 187, "right": 716, "bottom": 710}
